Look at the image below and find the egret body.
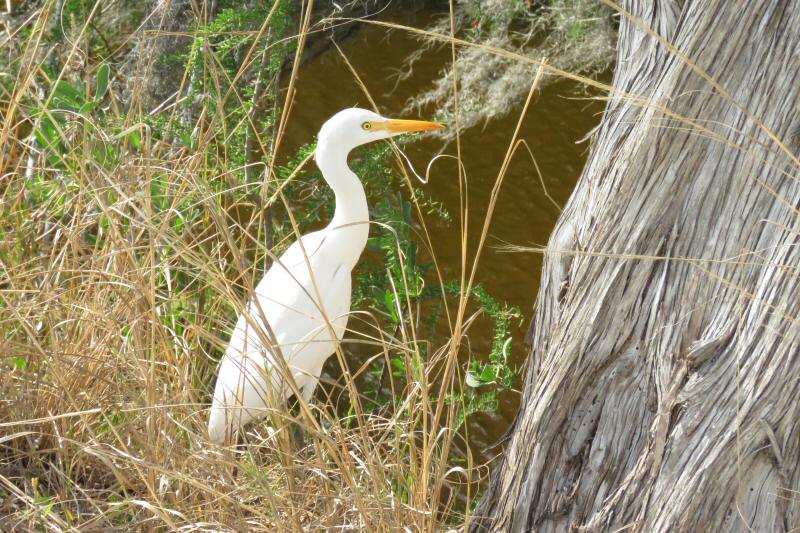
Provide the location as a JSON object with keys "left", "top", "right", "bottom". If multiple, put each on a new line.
{"left": 208, "top": 108, "right": 443, "bottom": 444}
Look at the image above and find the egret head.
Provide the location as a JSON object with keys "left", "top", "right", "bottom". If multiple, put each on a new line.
{"left": 317, "top": 108, "right": 444, "bottom": 153}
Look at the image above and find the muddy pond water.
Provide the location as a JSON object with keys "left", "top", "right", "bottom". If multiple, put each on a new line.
{"left": 279, "top": 4, "right": 606, "bottom": 465}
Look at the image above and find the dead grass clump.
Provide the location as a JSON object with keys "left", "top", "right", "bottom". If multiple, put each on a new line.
{"left": 0, "top": 2, "right": 503, "bottom": 530}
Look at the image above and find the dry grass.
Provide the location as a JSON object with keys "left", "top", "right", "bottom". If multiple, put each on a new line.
{"left": 0, "top": 2, "right": 553, "bottom": 530}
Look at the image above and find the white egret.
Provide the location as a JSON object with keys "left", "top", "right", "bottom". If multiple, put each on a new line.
{"left": 208, "top": 108, "right": 444, "bottom": 445}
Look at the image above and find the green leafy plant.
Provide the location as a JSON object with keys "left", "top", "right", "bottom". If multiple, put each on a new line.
{"left": 33, "top": 64, "right": 111, "bottom": 168}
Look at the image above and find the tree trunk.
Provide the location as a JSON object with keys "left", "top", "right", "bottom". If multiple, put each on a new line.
{"left": 473, "top": 1, "right": 800, "bottom": 531}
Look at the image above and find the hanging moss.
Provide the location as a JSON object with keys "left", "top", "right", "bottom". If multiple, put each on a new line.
{"left": 406, "top": 0, "right": 616, "bottom": 137}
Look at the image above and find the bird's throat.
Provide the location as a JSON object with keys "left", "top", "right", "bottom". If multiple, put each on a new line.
{"left": 316, "top": 143, "right": 370, "bottom": 262}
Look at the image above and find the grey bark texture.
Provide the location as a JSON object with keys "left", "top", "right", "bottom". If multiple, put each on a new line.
{"left": 473, "top": 1, "right": 800, "bottom": 531}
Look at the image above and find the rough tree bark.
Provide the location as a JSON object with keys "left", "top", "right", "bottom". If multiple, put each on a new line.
{"left": 473, "top": 1, "right": 800, "bottom": 531}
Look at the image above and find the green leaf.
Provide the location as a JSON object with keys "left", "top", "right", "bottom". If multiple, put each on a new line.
{"left": 95, "top": 63, "right": 110, "bottom": 101}
{"left": 179, "top": 130, "right": 193, "bottom": 149}
{"left": 79, "top": 100, "right": 97, "bottom": 114}
{"left": 52, "top": 80, "right": 84, "bottom": 109}
{"left": 127, "top": 130, "right": 142, "bottom": 150}
{"left": 383, "top": 290, "right": 392, "bottom": 309}
{"left": 480, "top": 365, "right": 497, "bottom": 383}
{"left": 14, "top": 356, "right": 26, "bottom": 371}
{"left": 391, "top": 357, "right": 406, "bottom": 378}
{"left": 383, "top": 290, "right": 396, "bottom": 314}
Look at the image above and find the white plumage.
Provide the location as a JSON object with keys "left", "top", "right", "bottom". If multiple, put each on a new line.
{"left": 208, "top": 108, "right": 443, "bottom": 444}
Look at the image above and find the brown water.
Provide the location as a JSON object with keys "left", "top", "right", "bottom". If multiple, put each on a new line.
{"left": 280, "top": 5, "right": 606, "bottom": 463}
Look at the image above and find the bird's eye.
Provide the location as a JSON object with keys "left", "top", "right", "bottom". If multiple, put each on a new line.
{"left": 361, "top": 122, "right": 372, "bottom": 131}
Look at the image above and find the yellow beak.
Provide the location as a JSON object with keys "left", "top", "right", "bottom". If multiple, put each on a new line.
{"left": 381, "top": 118, "right": 445, "bottom": 134}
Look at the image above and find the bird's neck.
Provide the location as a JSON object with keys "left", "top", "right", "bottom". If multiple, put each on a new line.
{"left": 315, "top": 141, "right": 369, "bottom": 260}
